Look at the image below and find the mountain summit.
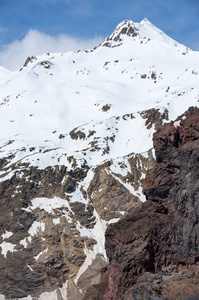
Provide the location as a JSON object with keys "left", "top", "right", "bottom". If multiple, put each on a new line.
{"left": 101, "top": 20, "right": 139, "bottom": 47}
{"left": 100, "top": 18, "right": 187, "bottom": 50}
{"left": 0, "top": 20, "right": 198, "bottom": 299}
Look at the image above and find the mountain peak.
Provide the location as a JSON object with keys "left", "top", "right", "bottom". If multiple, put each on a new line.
{"left": 99, "top": 18, "right": 189, "bottom": 51}
{"left": 100, "top": 20, "right": 139, "bottom": 47}
{"left": 140, "top": 17, "right": 152, "bottom": 25}
{"left": 109, "top": 20, "right": 139, "bottom": 39}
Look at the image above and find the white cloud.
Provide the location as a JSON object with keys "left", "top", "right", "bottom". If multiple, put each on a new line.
{"left": 0, "top": 30, "right": 103, "bottom": 71}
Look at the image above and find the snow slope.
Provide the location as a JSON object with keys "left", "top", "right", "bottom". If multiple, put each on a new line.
{"left": 0, "top": 19, "right": 199, "bottom": 171}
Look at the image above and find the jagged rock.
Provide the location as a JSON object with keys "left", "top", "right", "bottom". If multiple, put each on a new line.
{"left": 86, "top": 107, "right": 199, "bottom": 299}
{"left": 62, "top": 176, "right": 75, "bottom": 193}
{"left": 23, "top": 56, "right": 37, "bottom": 67}
{"left": 140, "top": 108, "right": 169, "bottom": 131}
{"left": 0, "top": 145, "right": 155, "bottom": 299}
{"left": 69, "top": 128, "right": 86, "bottom": 140}
{"left": 0, "top": 162, "right": 94, "bottom": 298}
{"left": 70, "top": 202, "right": 96, "bottom": 228}
{"left": 88, "top": 151, "right": 155, "bottom": 221}
{"left": 88, "top": 162, "right": 138, "bottom": 221}
{"left": 101, "top": 20, "right": 138, "bottom": 47}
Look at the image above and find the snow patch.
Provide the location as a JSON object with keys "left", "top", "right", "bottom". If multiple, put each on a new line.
{"left": 28, "top": 221, "right": 45, "bottom": 236}
{"left": 0, "top": 241, "right": 16, "bottom": 257}
{"left": 1, "top": 231, "right": 13, "bottom": 240}
{"left": 20, "top": 237, "right": 28, "bottom": 248}
{"left": 30, "top": 197, "right": 70, "bottom": 214}
{"left": 174, "top": 120, "right": 181, "bottom": 128}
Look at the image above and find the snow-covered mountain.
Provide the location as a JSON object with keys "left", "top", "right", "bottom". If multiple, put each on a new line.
{"left": 0, "top": 19, "right": 199, "bottom": 299}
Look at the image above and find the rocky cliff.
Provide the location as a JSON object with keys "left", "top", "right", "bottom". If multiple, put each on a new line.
{"left": 0, "top": 138, "right": 155, "bottom": 299}
{"left": 85, "top": 107, "right": 199, "bottom": 300}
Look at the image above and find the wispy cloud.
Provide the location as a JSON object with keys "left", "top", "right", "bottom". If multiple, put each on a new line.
{"left": 0, "top": 26, "right": 6, "bottom": 33}
{"left": 0, "top": 30, "right": 103, "bottom": 71}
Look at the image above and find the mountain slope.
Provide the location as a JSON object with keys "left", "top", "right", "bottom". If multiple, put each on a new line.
{"left": 0, "top": 19, "right": 198, "bottom": 170}
{"left": 86, "top": 107, "right": 199, "bottom": 300}
{"left": 0, "top": 19, "right": 199, "bottom": 299}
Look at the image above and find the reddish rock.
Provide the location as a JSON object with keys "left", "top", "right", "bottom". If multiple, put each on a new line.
{"left": 161, "top": 274, "right": 199, "bottom": 300}
{"left": 84, "top": 107, "right": 199, "bottom": 299}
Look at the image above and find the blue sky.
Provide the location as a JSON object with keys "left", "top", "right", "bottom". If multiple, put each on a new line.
{"left": 0, "top": 0, "right": 199, "bottom": 70}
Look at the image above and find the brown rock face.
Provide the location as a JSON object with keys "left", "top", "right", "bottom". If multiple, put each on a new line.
{"left": 88, "top": 151, "right": 155, "bottom": 221}
{"left": 0, "top": 163, "right": 91, "bottom": 298}
{"left": 86, "top": 107, "right": 199, "bottom": 299}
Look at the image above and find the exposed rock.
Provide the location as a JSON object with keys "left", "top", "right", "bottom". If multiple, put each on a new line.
{"left": 39, "top": 61, "right": 53, "bottom": 69}
{"left": 67, "top": 278, "right": 82, "bottom": 300}
{"left": 101, "top": 20, "right": 138, "bottom": 47}
{"left": 0, "top": 162, "right": 93, "bottom": 298}
{"left": 86, "top": 107, "right": 199, "bottom": 299}
{"left": 77, "top": 254, "right": 107, "bottom": 295}
{"left": 70, "top": 202, "right": 96, "bottom": 228}
{"left": 23, "top": 56, "right": 37, "bottom": 67}
{"left": 62, "top": 175, "right": 76, "bottom": 193}
{"left": 88, "top": 151, "right": 155, "bottom": 221}
{"left": 161, "top": 274, "right": 199, "bottom": 300}
{"left": 140, "top": 108, "right": 169, "bottom": 131}
{"left": 69, "top": 128, "right": 86, "bottom": 140}
{"left": 102, "top": 104, "right": 111, "bottom": 112}
{"left": 0, "top": 142, "right": 155, "bottom": 298}
{"left": 141, "top": 74, "right": 147, "bottom": 79}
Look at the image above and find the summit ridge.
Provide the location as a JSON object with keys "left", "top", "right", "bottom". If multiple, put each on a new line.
{"left": 100, "top": 18, "right": 188, "bottom": 50}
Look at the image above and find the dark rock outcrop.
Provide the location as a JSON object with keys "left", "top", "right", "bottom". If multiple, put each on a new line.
{"left": 85, "top": 107, "right": 199, "bottom": 299}
{"left": 101, "top": 20, "right": 138, "bottom": 48}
